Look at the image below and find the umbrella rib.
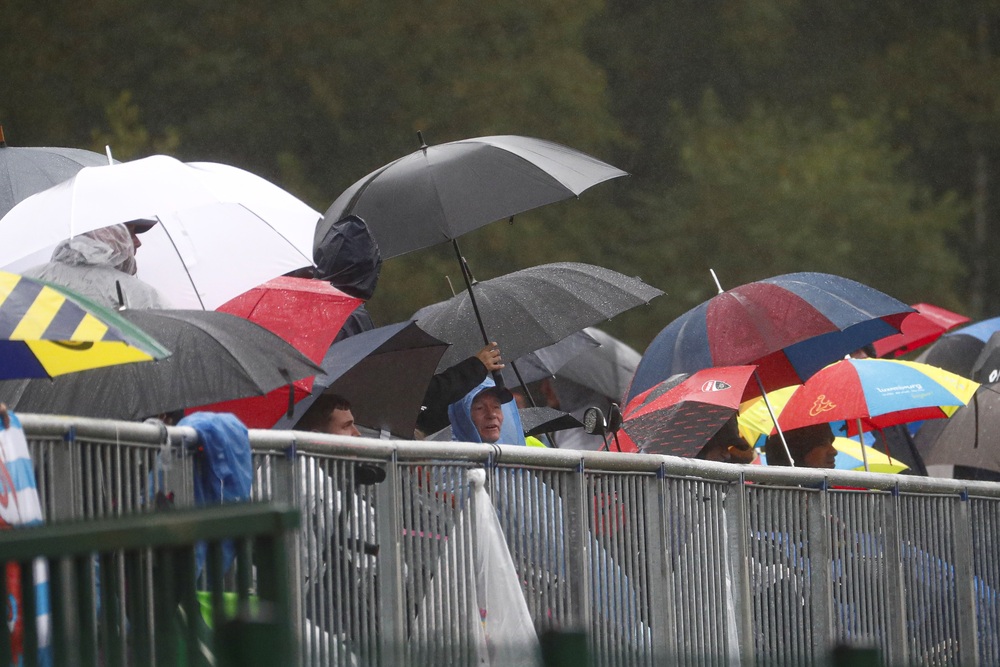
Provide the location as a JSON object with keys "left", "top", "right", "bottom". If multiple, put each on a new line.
{"left": 155, "top": 217, "right": 206, "bottom": 310}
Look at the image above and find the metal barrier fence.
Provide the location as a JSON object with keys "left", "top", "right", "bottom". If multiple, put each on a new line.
{"left": 0, "top": 501, "right": 298, "bottom": 667}
{"left": 14, "top": 413, "right": 1000, "bottom": 666}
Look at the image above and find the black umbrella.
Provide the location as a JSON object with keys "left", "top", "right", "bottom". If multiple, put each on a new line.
{"left": 320, "top": 134, "right": 628, "bottom": 365}
{"left": 0, "top": 130, "right": 114, "bottom": 219}
{"left": 518, "top": 406, "right": 583, "bottom": 438}
{"left": 272, "top": 320, "right": 450, "bottom": 438}
{"left": 320, "top": 134, "right": 627, "bottom": 260}
{"left": 916, "top": 316, "right": 1000, "bottom": 378}
{"left": 413, "top": 262, "right": 663, "bottom": 373}
{"left": 0, "top": 310, "right": 322, "bottom": 420}
{"left": 915, "top": 383, "right": 1000, "bottom": 474}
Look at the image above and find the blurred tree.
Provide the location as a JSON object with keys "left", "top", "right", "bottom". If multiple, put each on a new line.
{"left": 631, "top": 94, "right": 967, "bottom": 331}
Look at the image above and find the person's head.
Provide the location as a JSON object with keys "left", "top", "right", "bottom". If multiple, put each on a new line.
{"left": 295, "top": 393, "right": 360, "bottom": 437}
{"left": 313, "top": 215, "right": 382, "bottom": 300}
{"left": 124, "top": 219, "right": 156, "bottom": 254}
{"left": 765, "top": 423, "right": 837, "bottom": 468}
{"left": 696, "top": 416, "right": 756, "bottom": 464}
{"left": 470, "top": 388, "right": 505, "bottom": 443}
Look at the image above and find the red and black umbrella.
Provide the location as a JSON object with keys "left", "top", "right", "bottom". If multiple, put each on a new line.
{"left": 620, "top": 365, "right": 758, "bottom": 457}
{"left": 627, "top": 272, "right": 913, "bottom": 404}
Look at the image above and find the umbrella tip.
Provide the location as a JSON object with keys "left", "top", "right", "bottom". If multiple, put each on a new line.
{"left": 105, "top": 145, "right": 114, "bottom": 165}
{"left": 0, "top": 125, "right": 6, "bottom": 148}
{"left": 417, "top": 130, "right": 428, "bottom": 150}
{"left": 709, "top": 268, "right": 724, "bottom": 294}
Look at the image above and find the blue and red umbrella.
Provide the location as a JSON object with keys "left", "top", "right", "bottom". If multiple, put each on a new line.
{"left": 627, "top": 272, "right": 913, "bottom": 403}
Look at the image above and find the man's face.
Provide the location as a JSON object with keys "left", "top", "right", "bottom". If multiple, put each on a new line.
{"left": 470, "top": 392, "right": 504, "bottom": 443}
{"left": 327, "top": 408, "right": 360, "bottom": 437}
{"left": 802, "top": 439, "right": 838, "bottom": 468}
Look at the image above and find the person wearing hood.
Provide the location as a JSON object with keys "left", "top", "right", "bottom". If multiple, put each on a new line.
{"left": 313, "top": 215, "right": 382, "bottom": 343}
{"left": 23, "top": 222, "right": 170, "bottom": 310}
{"left": 448, "top": 376, "right": 526, "bottom": 446}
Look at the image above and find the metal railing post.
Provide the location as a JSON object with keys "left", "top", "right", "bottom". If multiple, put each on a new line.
{"left": 808, "top": 484, "right": 834, "bottom": 662}
{"left": 645, "top": 466, "right": 673, "bottom": 663}
{"left": 726, "top": 472, "right": 755, "bottom": 666}
{"left": 563, "top": 458, "right": 593, "bottom": 635}
{"left": 375, "top": 452, "right": 405, "bottom": 665}
{"left": 954, "top": 489, "right": 980, "bottom": 666}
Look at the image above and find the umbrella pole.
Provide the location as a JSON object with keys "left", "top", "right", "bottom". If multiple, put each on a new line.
{"left": 857, "top": 418, "right": 870, "bottom": 472}
{"left": 451, "top": 239, "right": 504, "bottom": 387}
{"left": 754, "top": 371, "right": 794, "bottom": 467}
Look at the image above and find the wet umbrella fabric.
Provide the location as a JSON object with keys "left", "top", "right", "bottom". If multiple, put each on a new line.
{"left": 0, "top": 155, "right": 317, "bottom": 309}
{"left": 915, "top": 383, "right": 1000, "bottom": 474}
{"left": 272, "top": 320, "right": 450, "bottom": 438}
{"left": 871, "top": 302, "right": 969, "bottom": 359}
{"left": 0, "top": 310, "right": 321, "bottom": 420}
{"left": 0, "top": 140, "right": 113, "bottom": 219}
{"left": 319, "top": 135, "right": 628, "bottom": 260}
{"left": 916, "top": 315, "right": 1000, "bottom": 378}
{"left": 518, "top": 407, "right": 583, "bottom": 438}
{"left": 499, "top": 329, "right": 600, "bottom": 388}
{"left": 0, "top": 270, "right": 169, "bottom": 379}
{"left": 194, "top": 277, "right": 363, "bottom": 428}
{"left": 741, "top": 359, "right": 978, "bottom": 438}
{"left": 556, "top": 327, "right": 641, "bottom": 404}
{"left": 831, "top": 437, "right": 909, "bottom": 474}
{"left": 971, "top": 332, "right": 1000, "bottom": 384}
{"left": 627, "top": 272, "right": 913, "bottom": 403}
{"left": 620, "top": 366, "right": 758, "bottom": 457}
{"left": 414, "top": 262, "right": 663, "bottom": 372}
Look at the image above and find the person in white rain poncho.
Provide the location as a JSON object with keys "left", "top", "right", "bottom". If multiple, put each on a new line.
{"left": 23, "top": 222, "right": 171, "bottom": 310}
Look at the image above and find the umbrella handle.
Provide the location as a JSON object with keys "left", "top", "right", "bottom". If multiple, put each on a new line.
{"left": 755, "top": 371, "right": 795, "bottom": 467}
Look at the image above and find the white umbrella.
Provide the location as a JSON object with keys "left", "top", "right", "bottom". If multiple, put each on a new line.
{"left": 0, "top": 155, "right": 318, "bottom": 309}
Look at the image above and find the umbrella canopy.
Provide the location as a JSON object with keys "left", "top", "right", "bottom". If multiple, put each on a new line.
{"left": 916, "top": 315, "right": 1000, "bottom": 378}
{"left": 969, "top": 331, "right": 1000, "bottom": 384}
{"left": 627, "top": 272, "right": 913, "bottom": 402}
{"left": 620, "top": 366, "right": 759, "bottom": 457}
{"left": 500, "top": 329, "right": 600, "bottom": 388}
{"left": 272, "top": 320, "right": 450, "bottom": 438}
{"left": 832, "top": 437, "right": 909, "bottom": 474}
{"left": 320, "top": 134, "right": 628, "bottom": 259}
{"left": 414, "top": 262, "right": 663, "bottom": 372}
{"left": 0, "top": 135, "right": 113, "bottom": 219}
{"left": 741, "top": 359, "right": 978, "bottom": 438}
{"left": 557, "top": 327, "right": 641, "bottom": 403}
{"left": 518, "top": 406, "right": 583, "bottom": 438}
{"left": 915, "top": 383, "right": 1000, "bottom": 474}
{"left": 0, "top": 270, "right": 169, "bottom": 379}
{"left": 0, "top": 310, "right": 321, "bottom": 420}
{"left": 193, "top": 277, "right": 364, "bottom": 428}
{"left": 871, "top": 302, "right": 970, "bottom": 358}
{"left": 0, "top": 155, "right": 317, "bottom": 309}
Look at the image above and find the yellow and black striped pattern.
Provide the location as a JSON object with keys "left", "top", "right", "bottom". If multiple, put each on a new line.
{"left": 0, "top": 271, "right": 168, "bottom": 378}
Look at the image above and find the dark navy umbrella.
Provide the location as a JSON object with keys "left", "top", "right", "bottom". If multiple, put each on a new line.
{"left": 273, "top": 320, "right": 450, "bottom": 438}
{"left": 627, "top": 272, "right": 913, "bottom": 403}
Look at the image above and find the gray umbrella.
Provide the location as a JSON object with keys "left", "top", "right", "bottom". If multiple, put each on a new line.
{"left": 0, "top": 136, "right": 113, "bottom": 219}
{"left": 499, "top": 329, "right": 600, "bottom": 388}
{"left": 915, "top": 383, "right": 1000, "bottom": 473}
{"left": 319, "top": 134, "right": 628, "bottom": 260}
{"left": 554, "top": 327, "right": 641, "bottom": 403}
{"left": 0, "top": 310, "right": 322, "bottom": 420}
{"left": 414, "top": 262, "right": 663, "bottom": 372}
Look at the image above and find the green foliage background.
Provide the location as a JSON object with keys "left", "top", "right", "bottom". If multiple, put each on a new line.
{"left": 4, "top": 0, "right": 998, "bottom": 354}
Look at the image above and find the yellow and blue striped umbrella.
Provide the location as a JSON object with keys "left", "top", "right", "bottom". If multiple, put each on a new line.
{"left": 0, "top": 271, "right": 169, "bottom": 379}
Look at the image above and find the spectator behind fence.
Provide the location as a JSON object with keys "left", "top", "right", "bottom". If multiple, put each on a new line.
{"left": 23, "top": 221, "right": 170, "bottom": 310}
{"left": 295, "top": 393, "right": 361, "bottom": 437}
{"left": 696, "top": 415, "right": 757, "bottom": 464}
{"left": 764, "top": 423, "right": 838, "bottom": 468}
{"left": 415, "top": 342, "right": 505, "bottom": 439}
{"left": 448, "top": 376, "right": 526, "bottom": 446}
